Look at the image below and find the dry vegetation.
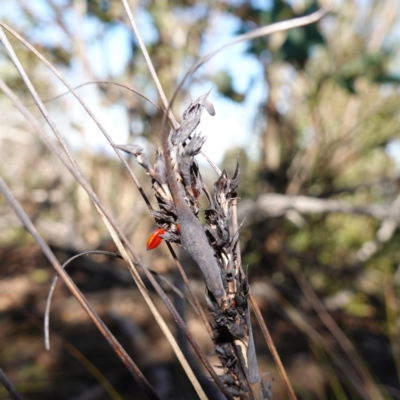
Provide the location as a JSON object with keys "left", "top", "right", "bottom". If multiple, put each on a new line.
{"left": 1, "top": 0, "right": 400, "bottom": 399}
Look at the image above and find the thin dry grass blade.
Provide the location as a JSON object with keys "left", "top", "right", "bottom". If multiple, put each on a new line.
{"left": 120, "top": 0, "right": 178, "bottom": 129}
{"left": 0, "top": 25, "right": 79, "bottom": 174}
{"left": 281, "top": 297, "right": 373, "bottom": 399}
{"left": 293, "top": 268, "right": 385, "bottom": 400}
{"left": 120, "top": 0, "right": 223, "bottom": 175}
{"left": 168, "top": 6, "right": 331, "bottom": 116}
{"left": 0, "top": 174, "right": 160, "bottom": 400}
{"left": 249, "top": 294, "right": 298, "bottom": 400}
{"left": 0, "top": 368, "right": 24, "bottom": 400}
{"left": 252, "top": 281, "right": 382, "bottom": 399}
{"left": 31, "top": 81, "right": 166, "bottom": 114}
{"left": 60, "top": 340, "right": 124, "bottom": 400}
{"left": 44, "top": 250, "right": 199, "bottom": 351}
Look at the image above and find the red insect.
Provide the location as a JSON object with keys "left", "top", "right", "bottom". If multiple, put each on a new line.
{"left": 146, "top": 225, "right": 180, "bottom": 251}
{"left": 146, "top": 228, "right": 165, "bottom": 251}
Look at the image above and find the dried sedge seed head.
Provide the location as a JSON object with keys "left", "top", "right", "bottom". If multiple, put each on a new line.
{"left": 117, "top": 94, "right": 268, "bottom": 398}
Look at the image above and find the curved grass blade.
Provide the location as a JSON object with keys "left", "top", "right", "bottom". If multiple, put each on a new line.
{"left": 170, "top": 6, "right": 331, "bottom": 110}
{"left": 28, "top": 81, "right": 166, "bottom": 114}
{"left": 44, "top": 250, "right": 200, "bottom": 351}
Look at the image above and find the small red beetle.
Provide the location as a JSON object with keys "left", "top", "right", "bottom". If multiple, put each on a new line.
{"left": 146, "top": 225, "right": 180, "bottom": 251}
{"left": 146, "top": 228, "right": 165, "bottom": 251}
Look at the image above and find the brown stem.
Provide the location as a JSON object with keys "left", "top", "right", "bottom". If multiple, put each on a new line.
{"left": 249, "top": 293, "right": 298, "bottom": 400}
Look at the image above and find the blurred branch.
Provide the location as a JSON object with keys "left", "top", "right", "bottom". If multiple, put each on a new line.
{"left": 120, "top": 0, "right": 178, "bottom": 128}
{"left": 239, "top": 193, "right": 400, "bottom": 226}
{"left": 368, "top": 0, "right": 400, "bottom": 53}
{"left": 357, "top": 193, "right": 400, "bottom": 262}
